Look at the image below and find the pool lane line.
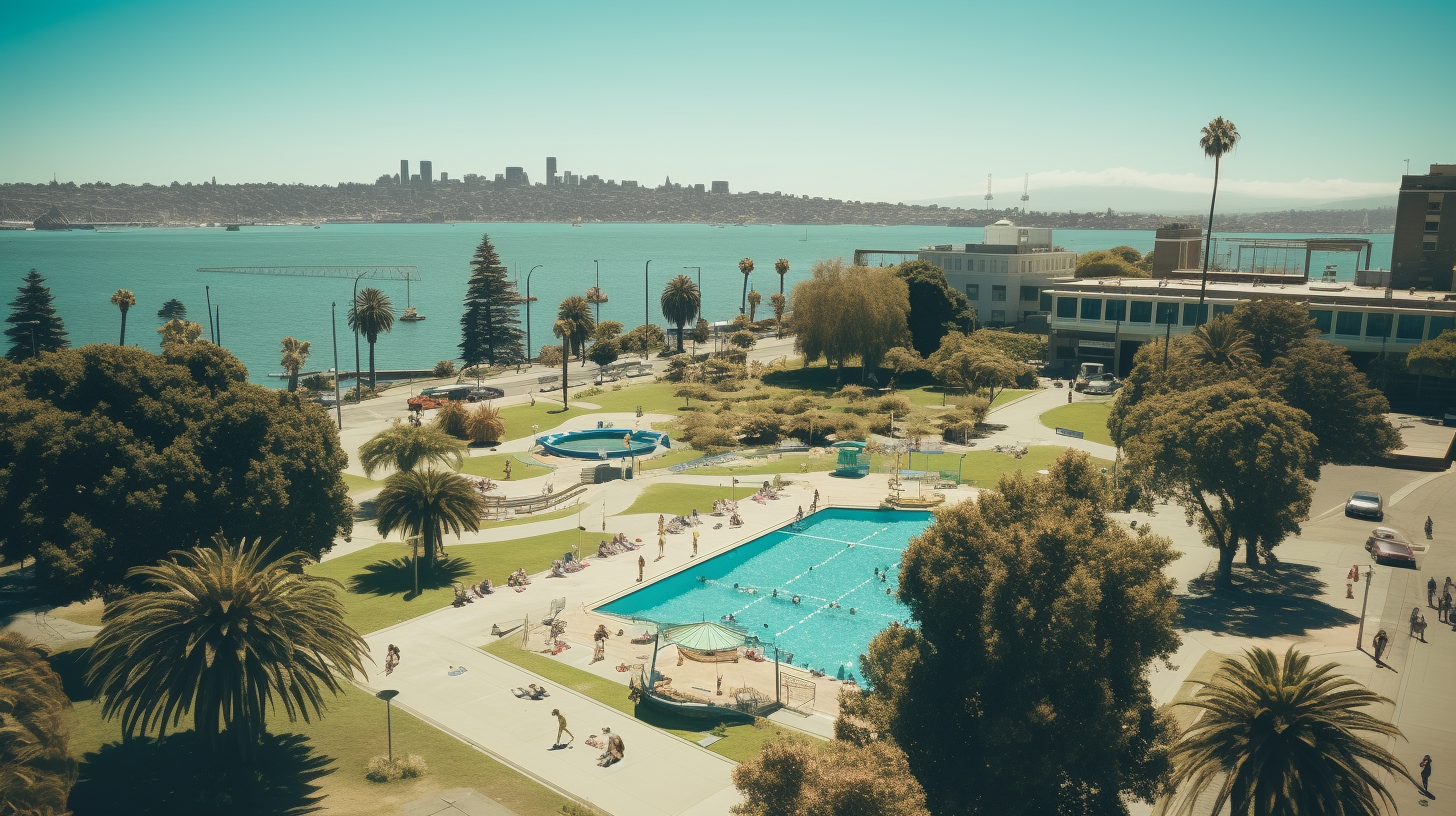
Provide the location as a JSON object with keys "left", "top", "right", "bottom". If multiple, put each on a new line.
{"left": 775, "top": 574, "right": 883, "bottom": 638}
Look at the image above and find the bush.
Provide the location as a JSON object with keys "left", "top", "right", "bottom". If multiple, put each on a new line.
{"left": 434, "top": 401, "right": 469, "bottom": 439}
{"left": 876, "top": 395, "right": 915, "bottom": 415}
{"left": 465, "top": 403, "right": 505, "bottom": 445}
{"left": 366, "top": 754, "right": 427, "bottom": 782}
{"left": 433, "top": 360, "right": 456, "bottom": 377}
{"left": 538, "top": 344, "right": 563, "bottom": 368}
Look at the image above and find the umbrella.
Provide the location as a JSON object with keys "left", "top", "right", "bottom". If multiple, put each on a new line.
{"left": 662, "top": 621, "right": 747, "bottom": 652}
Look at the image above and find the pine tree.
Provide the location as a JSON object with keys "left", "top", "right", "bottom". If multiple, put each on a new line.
{"left": 157, "top": 298, "right": 187, "bottom": 322}
{"left": 4, "top": 269, "right": 70, "bottom": 362}
{"left": 459, "top": 235, "right": 525, "bottom": 366}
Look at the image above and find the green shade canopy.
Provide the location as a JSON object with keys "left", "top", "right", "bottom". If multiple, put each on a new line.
{"left": 662, "top": 621, "right": 747, "bottom": 652}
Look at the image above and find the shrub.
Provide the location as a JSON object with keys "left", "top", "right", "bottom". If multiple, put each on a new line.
{"left": 538, "top": 344, "right": 563, "bottom": 368}
{"left": 366, "top": 754, "right": 427, "bottom": 782}
{"left": 300, "top": 373, "right": 331, "bottom": 392}
{"left": 834, "top": 384, "right": 868, "bottom": 402}
{"left": 465, "top": 403, "right": 505, "bottom": 445}
{"left": 434, "top": 401, "right": 469, "bottom": 439}
{"left": 433, "top": 360, "right": 456, "bottom": 377}
{"left": 876, "top": 395, "right": 915, "bottom": 415}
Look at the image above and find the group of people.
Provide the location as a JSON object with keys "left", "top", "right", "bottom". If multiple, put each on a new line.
{"left": 596, "top": 532, "right": 641, "bottom": 558}
{"left": 550, "top": 556, "right": 587, "bottom": 578}
{"left": 383, "top": 643, "right": 402, "bottom": 676}
{"left": 452, "top": 579, "right": 493, "bottom": 607}
{"left": 507, "top": 568, "right": 532, "bottom": 589}
{"left": 1427, "top": 576, "right": 1455, "bottom": 624}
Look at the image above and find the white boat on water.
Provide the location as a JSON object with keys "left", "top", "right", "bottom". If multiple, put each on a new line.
{"left": 400, "top": 306, "right": 425, "bottom": 322}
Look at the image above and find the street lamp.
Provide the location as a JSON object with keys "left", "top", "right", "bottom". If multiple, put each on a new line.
{"left": 525, "top": 264, "right": 542, "bottom": 364}
{"left": 330, "top": 305, "right": 342, "bottom": 430}
{"left": 958, "top": 452, "right": 967, "bottom": 485}
{"left": 351, "top": 270, "right": 369, "bottom": 403}
{"left": 643, "top": 260, "right": 652, "bottom": 342}
{"left": 376, "top": 689, "right": 400, "bottom": 763}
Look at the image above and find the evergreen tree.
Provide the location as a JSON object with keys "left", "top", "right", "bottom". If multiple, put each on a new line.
{"left": 4, "top": 269, "right": 69, "bottom": 362}
{"left": 459, "top": 235, "right": 525, "bottom": 367}
{"left": 157, "top": 298, "right": 187, "bottom": 323}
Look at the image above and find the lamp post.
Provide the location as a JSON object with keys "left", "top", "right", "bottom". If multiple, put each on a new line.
{"left": 525, "top": 265, "right": 542, "bottom": 364}
{"left": 376, "top": 689, "right": 400, "bottom": 763}
{"left": 958, "top": 452, "right": 967, "bottom": 485}
{"left": 1357, "top": 564, "right": 1375, "bottom": 651}
{"left": 330, "top": 305, "right": 342, "bottom": 430}
{"left": 643, "top": 260, "right": 652, "bottom": 345}
{"left": 351, "top": 270, "right": 368, "bottom": 403}
{"left": 684, "top": 266, "right": 701, "bottom": 321}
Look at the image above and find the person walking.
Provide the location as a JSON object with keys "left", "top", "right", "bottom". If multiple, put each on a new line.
{"left": 1429, "top": 576, "right": 1439, "bottom": 608}
{"left": 1373, "top": 629, "right": 1389, "bottom": 667}
{"left": 657, "top": 514, "right": 665, "bottom": 536}
{"left": 656, "top": 535, "right": 665, "bottom": 561}
{"left": 1419, "top": 754, "right": 1432, "bottom": 792}
{"left": 691, "top": 530, "right": 698, "bottom": 558}
{"left": 1411, "top": 606, "right": 1422, "bottom": 635}
{"left": 592, "top": 625, "right": 609, "bottom": 662}
{"left": 551, "top": 709, "right": 574, "bottom": 748}
{"left": 637, "top": 554, "right": 645, "bottom": 582}
{"left": 1441, "top": 590, "right": 1452, "bottom": 624}
{"left": 1415, "top": 612, "right": 1428, "bottom": 642}
{"left": 1425, "top": 516, "right": 1434, "bottom": 540}
{"left": 504, "top": 459, "right": 513, "bottom": 481}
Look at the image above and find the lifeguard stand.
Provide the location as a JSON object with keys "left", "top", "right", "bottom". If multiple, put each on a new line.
{"left": 831, "top": 441, "right": 870, "bottom": 478}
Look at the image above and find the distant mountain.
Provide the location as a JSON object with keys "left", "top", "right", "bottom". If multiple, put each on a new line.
{"left": 916, "top": 187, "right": 1397, "bottom": 215}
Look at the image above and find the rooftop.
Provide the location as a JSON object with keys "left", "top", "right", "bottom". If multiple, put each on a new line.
{"left": 1047, "top": 274, "right": 1456, "bottom": 310}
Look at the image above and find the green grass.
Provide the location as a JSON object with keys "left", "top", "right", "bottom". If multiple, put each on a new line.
{"left": 1038, "top": 401, "right": 1114, "bottom": 446}
{"left": 308, "top": 529, "right": 587, "bottom": 635}
{"left": 576, "top": 381, "right": 681, "bottom": 414}
{"left": 342, "top": 473, "right": 384, "bottom": 495}
{"left": 990, "top": 388, "right": 1035, "bottom": 409}
{"left": 619, "top": 484, "right": 735, "bottom": 518}
{"left": 880, "top": 446, "right": 1112, "bottom": 485}
{"left": 47, "top": 598, "right": 106, "bottom": 627}
{"left": 459, "top": 452, "right": 555, "bottom": 480}
{"left": 489, "top": 502, "right": 587, "bottom": 528}
{"left": 499, "top": 400, "right": 589, "bottom": 441}
{"left": 639, "top": 447, "right": 705, "bottom": 471}
{"left": 482, "top": 638, "right": 792, "bottom": 762}
{"left": 55, "top": 641, "right": 573, "bottom": 816}
{"left": 694, "top": 455, "right": 837, "bottom": 477}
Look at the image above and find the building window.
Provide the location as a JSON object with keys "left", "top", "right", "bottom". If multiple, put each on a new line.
{"left": 1426, "top": 219, "right": 1440, "bottom": 233}
{"left": 966, "top": 284, "right": 980, "bottom": 300}
{"left": 1334, "top": 312, "right": 1363, "bottom": 336}
{"left": 1182, "top": 303, "right": 1204, "bottom": 326}
{"left": 1429, "top": 198, "right": 1442, "bottom": 212}
{"left": 1081, "top": 298, "right": 1103, "bottom": 320}
{"left": 1397, "top": 314, "right": 1425, "bottom": 341}
{"left": 1365, "top": 313, "right": 1392, "bottom": 338}
{"left": 955, "top": 258, "right": 963, "bottom": 271}
{"left": 1105, "top": 299, "right": 1126, "bottom": 321}
{"left": 1429, "top": 316, "right": 1455, "bottom": 339}
{"left": 1057, "top": 297, "right": 1078, "bottom": 318}
{"left": 1039, "top": 292, "right": 1053, "bottom": 311}
{"left": 1020, "top": 286, "right": 1039, "bottom": 302}
{"left": 1213, "top": 304, "right": 1234, "bottom": 318}
{"left": 1310, "top": 310, "right": 1332, "bottom": 334}
{"left": 992, "top": 285, "right": 1007, "bottom": 302}
{"left": 1155, "top": 302, "right": 1178, "bottom": 325}
{"left": 1425, "top": 241, "right": 1439, "bottom": 252}
{"left": 1129, "top": 301, "right": 1152, "bottom": 323}
{"left": 991, "top": 310, "right": 1006, "bottom": 324}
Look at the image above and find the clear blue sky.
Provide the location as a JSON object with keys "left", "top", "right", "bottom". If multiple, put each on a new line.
{"left": 2, "top": 0, "right": 1451, "bottom": 203}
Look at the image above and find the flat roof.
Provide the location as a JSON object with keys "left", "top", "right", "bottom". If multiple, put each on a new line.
{"left": 1046, "top": 274, "right": 1456, "bottom": 310}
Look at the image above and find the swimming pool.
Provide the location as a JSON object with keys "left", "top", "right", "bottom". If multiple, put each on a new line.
{"left": 598, "top": 508, "right": 931, "bottom": 679}
{"left": 536, "top": 428, "right": 668, "bottom": 459}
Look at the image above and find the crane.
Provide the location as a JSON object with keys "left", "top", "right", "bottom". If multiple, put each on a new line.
{"left": 983, "top": 174, "right": 993, "bottom": 210}
{"left": 1020, "top": 173, "right": 1030, "bottom": 207}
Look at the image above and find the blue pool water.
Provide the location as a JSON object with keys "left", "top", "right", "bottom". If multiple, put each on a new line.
{"left": 537, "top": 428, "right": 666, "bottom": 459}
{"left": 598, "top": 508, "right": 931, "bottom": 677}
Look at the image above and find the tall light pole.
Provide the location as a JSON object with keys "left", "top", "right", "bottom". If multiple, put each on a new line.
{"left": 643, "top": 260, "right": 652, "bottom": 336}
{"left": 684, "top": 266, "right": 701, "bottom": 321}
{"left": 525, "top": 265, "right": 541, "bottom": 364}
{"left": 351, "top": 270, "right": 368, "bottom": 403}
{"left": 376, "top": 689, "right": 400, "bottom": 763}
{"left": 330, "top": 303, "right": 342, "bottom": 429}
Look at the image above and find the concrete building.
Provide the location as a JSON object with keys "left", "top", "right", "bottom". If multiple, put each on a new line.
{"left": 916, "top": 220, "right": 1077, "bottom": 328}
{"left": 711, "top": 181, "right": 729, "bottom": 194}
{"left": 547, "top": 157, "right": 557, "bottom": 186}
{"left": 400, "top": 159, "right": 409, "bottom": 186}
{"left": 1392, "top": 164, "right": 1456, "bottom": 291}
{"left": 1152, "top": 225, "right": 1203, "bottom": 275}
{"left": 505, "top": 167, "right": 527, "bottom": 187}
{"left": 419, "top": 161, "right": 433, "bottom": 186}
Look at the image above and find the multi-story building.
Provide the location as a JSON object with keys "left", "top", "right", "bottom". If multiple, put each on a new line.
{"left": 1152, "top": 225, "right": 1203, "bottom": 275}
{"left": 419, "top": 161, "right": 433, "bottom": 187}
{"left": 505, "top": 167, "right": 527, "bottom": 187}
{"left": 547, "top": 157, "right": 557, "bottom": 186}
{"left": 1392, "top": 164, "right": 1456, "bottom": 291}
{"left": 916, "top": 220, "right": 1078, "bottom": 328}
{"left": 711, "top": 181, "right": 729, "bottom": 194}
{"left": 399, "top": 160, "right": 409, "bottom": 186}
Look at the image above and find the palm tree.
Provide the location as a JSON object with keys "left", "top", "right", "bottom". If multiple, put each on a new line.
{"left": 110, "top": 289, "right": 135, "bottom": 345}
{"left": 1191, "top": 315, "right": 1259, "bottom": 368}
{"left": 358, "top": 423, "right": 466, "bottom": 477}
{"left": 279, "top": 336, "right": 311, "bottom": 393}
{"left": 774, "top": 258, "right": 789, "bottom": 295}
{"left": 771, "top": 292, "right": 787, "bottom": 338}
{"left": 747, "top": 289, "right": 762, "bottom": 323}
{"left": 347, "top": 286, "right": 396, "bottom": 389}
{"left": 738, "top": 258, "right": 755, "bottom": 315}
{"left": 374, "top": 469, "right": 485, "bottom": 570}
{"left": 0, "top": 631, "right": 77, "bottom": 814}
{"left": 1196, "top": 116, "right": 1240, "bottom": 325}
{"left": 552, "top": 296, "right": 594, "bottom": 409}
{"left": 1158, "top": 646, "right": 1414, "bottom": 816}
{"left": 86, "top": 536, "right": 368, "bottom": 756}
{"left": 660, "top": 275, "right": 701, "bottom": 353}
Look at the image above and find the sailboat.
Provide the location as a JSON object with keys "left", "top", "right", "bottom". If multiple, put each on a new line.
{"left": 799, "top": 229, "right": 808, "bottom": 242}
{"left": 400, "top": 274, "right": 426, "bottom": 322}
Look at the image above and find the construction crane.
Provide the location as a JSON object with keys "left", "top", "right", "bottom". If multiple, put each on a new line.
{"left": 1020, "top": 173, "right": 1030, "bottom": 207}
{"left": 983, "top": 174, "right": 993, "bottom": 210}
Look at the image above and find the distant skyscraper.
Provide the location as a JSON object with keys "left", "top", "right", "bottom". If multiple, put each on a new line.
{"left": 419, "top": 160, "right": 433, "bottom": 186}
{"left": 711, "top": 180, "right": 729, "bottom": 194}
{"left": 505, "top": 167, "right": 525, "bottom": 186}
{"left": 547, "top": 157, "right": 557, "bottom": 185}
{"left": 400, "top": 160, "right": 408, "bottom": 186}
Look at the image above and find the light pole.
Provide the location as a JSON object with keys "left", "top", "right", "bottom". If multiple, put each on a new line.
{"left": 330, "top": 305, "right": 342, "bottom": 430}
{"left": 351, "top": 270, "right": 368, "bottom": 403}
{"left": 593, "top": 259, "right": 601, "bottom": 322}
{"left": 376, "top": 689, "right": 400, "bottom": 763}
{"left": 525, "top": 265, "right": 542, "bottom": 364}
{"left": 958, "top": 452, "right": 967, "bottom": 484}
{"left": 1357, "top": 563, "right": 1375, "bottom": 651}
{"left": 684, "top": 266, "right": 701, "bottom": 321}
{"left": 643, "top": 260, "right": 652, "bottom": 339}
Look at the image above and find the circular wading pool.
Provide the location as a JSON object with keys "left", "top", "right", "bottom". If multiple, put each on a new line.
{"left": 536, "top": 428, "right": 669, "bottom": 459}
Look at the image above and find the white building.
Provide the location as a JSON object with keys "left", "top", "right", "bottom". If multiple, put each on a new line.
{"left": 916, "top": 220, "right": 1077, "bottom": 328}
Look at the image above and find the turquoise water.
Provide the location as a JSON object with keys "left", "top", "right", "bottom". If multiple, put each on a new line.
{"left": 538, "top": 428, "right": 663, "bottom": 458}
{"left": 0, "top": 223, "right": 1392, "bottom": 384}
{"left": 599, "top": 507, "right": 932, "bottom": 678}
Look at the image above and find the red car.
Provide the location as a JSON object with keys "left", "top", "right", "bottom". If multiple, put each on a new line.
{"left": 1369, "top": 538, "right": 1417, "bottom": 567}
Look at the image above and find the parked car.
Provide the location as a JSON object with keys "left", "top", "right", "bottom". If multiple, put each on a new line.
{"left": 1369, "top": 537, "right": 1416, "bottom": 567}
{"left": 316, "top": 392, "right": 337, "bottom": 407}
{"left": 468, "top": 386, "right": 504, "bottom": 402}
{"left": 1345, "top": 491, "right": 1384, "bottom": 521}
{"left": 1083, "top": 377, "right": 1120, "bottom": 396}
{"left": 422, "top": 385, "right": 471, "bottom": 401}
{"left": 1366, "top": 526, "right": 1412, "bottom": 552}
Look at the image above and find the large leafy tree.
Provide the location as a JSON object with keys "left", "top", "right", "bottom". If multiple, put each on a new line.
{"left": 0, "top": 344, "right": 353, "bottom": 604}
{"left": 1075, "top": 250, "right": 1151, "bottom": 279}
{"left": 347, "top": 286, "right": 395, "bottom": 389}
{"left": 661, "top": 274, "right": 701, "bottom": 352}
{"left": 0, "top": 632, "right": 77, "bottom": 815}
{"left": 4, "top": 269, "right": 69, "bottom": 362}
{"left": 792, "top": 259, "right": 910, "bottom": 380}
{"left": 1196, "top": 116, "right": 1240, "bottom": 321}
{"left": 110, "top": 289, "right": 136, "bottom": 345}
{"left": 374, "top": 469, "right": 485, "bottom": 568}
{"left": 358, "top": 423, "right": 466, "bottom": 477}
{"left": 459, "top": 235, "right": 525, "bottom": 367}
{"left": 732, "top": 736, "right": 929, "bottom": 816}
{"left": 841, "top": 450, "right": 1181, "bottom": 816}
{"left": 927, "top": 331, "right": 1026, "bottom": 403}
{"left": 86, "top": 537, "right": 368, "bottom": 757}
{"left": 156, "top": 298, "right": 187, "bottom": 323}
{"left": 279, "top": 336, "right": 311, "bottom": 393}
{"left": 1158, "top": 647, "right": 1413, "bottom": 816}
{"left": 1231, "top": 299, "right": 1317, "bottom": 366}
{"left": 893, "top": 260, "right": 974, "bottom": 356}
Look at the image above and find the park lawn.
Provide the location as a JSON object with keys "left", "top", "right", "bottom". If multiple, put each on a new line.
{"left": 48, "top": 598, "right": 106, "bottom": 627}
{"left": 490, "top": 502, "right": 587, "bottom": 528}
{"left": 459, "top": 452, "right": 555, "bottom": 480}
{"left": 640, "top": 447, "right": 705, "bottom": 471}
{"left": 694, "top": 455, "right": 837, "bottom": 478}
{"left": 990, "top": 388, "right": 1036, "bottom": 410}
{"left": 885, "top": 446, "right": 1112, "bottom": 486}
{"left": 498, "top": 400, "right": 588, "bottom": 440}
{"left": 577, "top": 380, "right": 681, "bottom": 415}
{"left": 900, "top": 386, "right": 952, "bottom": 408}
{"left": 482, "top": 638, "right": 790, "bottom": 762}
{"left": 620, "top": 484, "right": 735, "bottom": 518}
{"left": 1038, "top": 401, "right": 1114, "bottom": 446}
{"left": 342, "top": 473, "right": 384, "bottom": 495}
{"left": 308, "top": 530, "right": 585, "bottom": 635}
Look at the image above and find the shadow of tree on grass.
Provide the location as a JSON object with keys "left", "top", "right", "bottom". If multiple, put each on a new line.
{"left": 70, "top": 731, "right": 333, "bottom": 816}
{"left": 1178, "top": 562, "right": 1357, "bottom": 638}
{"left": 347, "top": 556, "right": 471, "bottom": 599}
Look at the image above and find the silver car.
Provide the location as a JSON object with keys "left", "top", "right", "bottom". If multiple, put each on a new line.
{"left": 1345, "top": 491, "right": 1384, "bottom": 521}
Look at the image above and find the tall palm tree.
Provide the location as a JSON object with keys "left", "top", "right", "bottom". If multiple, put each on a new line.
{"left": 1191, "top": 315, "right": 1259, "bottom": 368}
{"left": 774, "top": 258, "right": 789, "bottom": 295}
{"left": 279, "top": 336, "right": 311, "bottom": 393}
{"left": 0, "top": 631, "right": 77, "bottom": 814}
{"left": 552, "top": 296, "right": 594, "bottom": 409}
{"left": 771, "top": 293, "right": 787, "bottom": 338}
{"left": 660, "top": 275, "right": 701, "bottom": 353}
{"left": 86, "top": 536, "right": 368, "bottom": 757}
{"left": 1158, "top": 646, "right": 1414, "bottom": 816}
{"left": 747, "top": 289, "right": 762, "bottom": 323}
{"left": 374, "top": 469, "right": 485, "bottom": 569}
{"left": 738, "top": 258, "right": 755, "bottom": 315}
{"left": 110, "top": 289, "right": 135, "bottom": 345}
{"left": 1196, "top": 116, "right": 1240, "bottom": 325}
{"left": 358, "top": 423, "right": 466, "bottom": 477}
{"left": 347, "top": 286, "right": 396, "bottom": 389}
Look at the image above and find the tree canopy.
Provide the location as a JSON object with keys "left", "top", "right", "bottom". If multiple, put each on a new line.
{"left": 1406, "top": 328, "right": 1456, "bottom": 380}
{"left": 893, "top": 260, "right": 974, "bottom": 356}
{"left": 927, "top": 331, "right": 1027, "bottom": 403}
{"left": 791, "top": 259, "right": 910, "bottom": 379}
{"left": 1075, "top": 250, "right": 1151, "bottom": 279}
{"left": 840, "top": 450, "right": 1181, "bottom": 816}
{"left": 0, "top": 344, "right": 352, "bottom": 604}
{"left": 4, "top": 269, "right": 69, "bottom": 362}
{"left": 0, "top": 631, "right": 76, "bottom": 814}
{"left": 732, "top": 736, "right": 929, "bottom": 816}
{"left": 459, "top": 234, "right": 525, "bottom": 367}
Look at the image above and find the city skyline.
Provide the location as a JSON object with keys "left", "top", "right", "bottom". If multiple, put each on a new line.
{"left": 1, "top": 0, "right": 1451, "bottom": 206}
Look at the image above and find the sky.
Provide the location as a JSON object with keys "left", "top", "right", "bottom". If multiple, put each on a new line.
{"left": 2, "top": 0, "right": 1452, "bottom": 205}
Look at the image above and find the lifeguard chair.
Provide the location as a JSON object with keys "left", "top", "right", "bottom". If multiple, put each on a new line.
{"left": 831, "top": 440, "right": 870, "bottom": 478}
